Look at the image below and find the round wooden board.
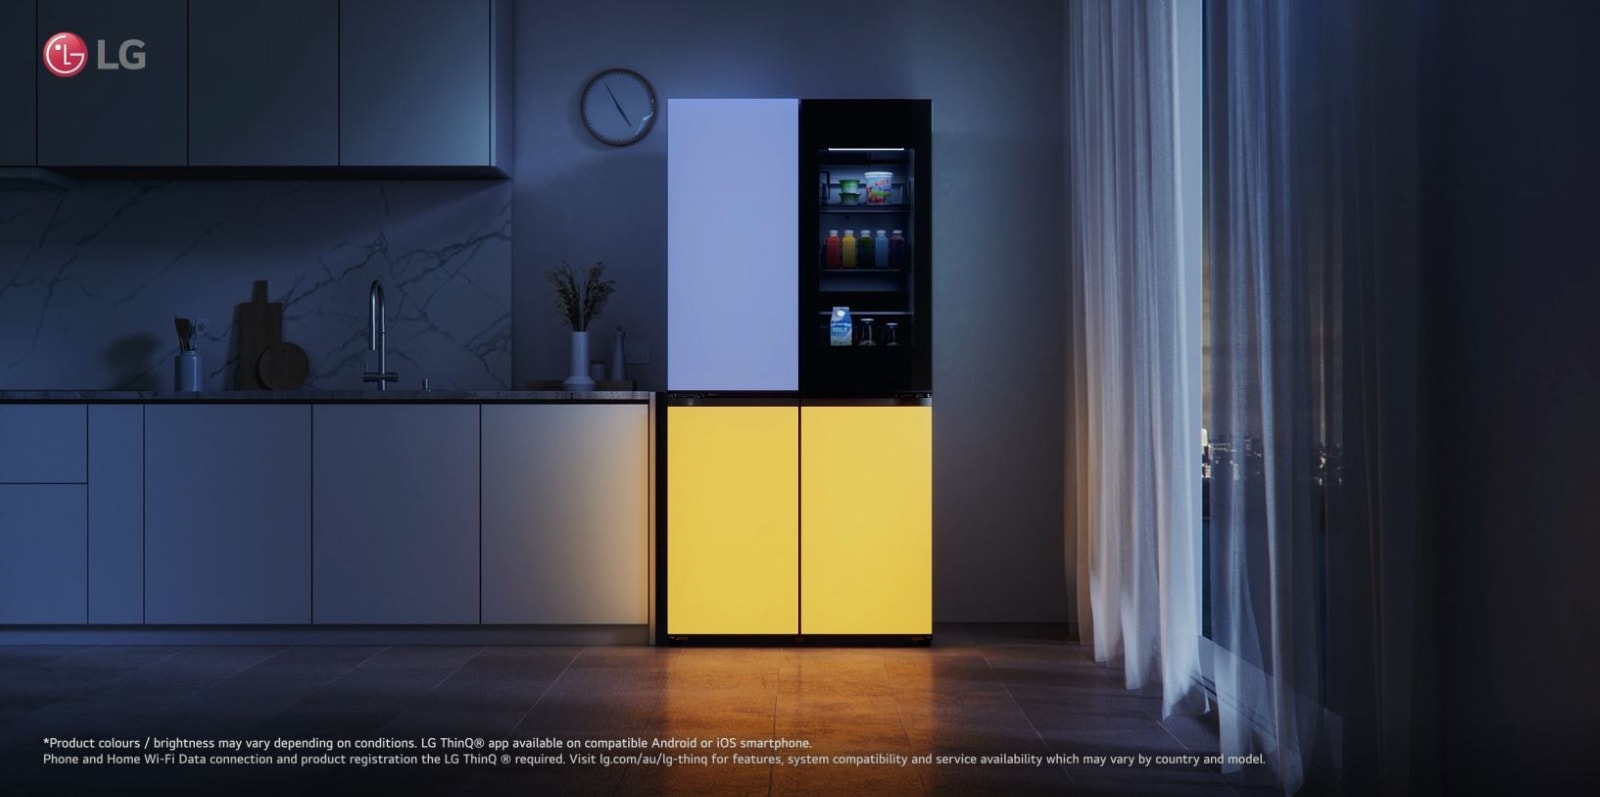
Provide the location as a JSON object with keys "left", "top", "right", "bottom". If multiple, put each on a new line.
{"left": 257, "top": 342, "right": 310, "bottom": 390}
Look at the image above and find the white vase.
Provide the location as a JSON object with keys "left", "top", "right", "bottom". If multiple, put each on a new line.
{"left": 564, "top": 330, "right": 596, "bottom": 391}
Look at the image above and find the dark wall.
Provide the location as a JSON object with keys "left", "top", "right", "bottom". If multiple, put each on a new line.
{"left": 1424, "top": 0, "right": 1600, "bottom": 789}
{"left": 513, "top": 0, "right": 1071, "bottom": 622}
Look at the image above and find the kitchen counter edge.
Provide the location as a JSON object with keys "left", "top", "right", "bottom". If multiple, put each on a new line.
{"left": 0, "top": 390, "right": 652, "bottom": 403}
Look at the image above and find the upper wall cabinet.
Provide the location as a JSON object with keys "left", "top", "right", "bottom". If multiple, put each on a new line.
{"left": 36, "top": 0, "right": 186, "bottom": 166}
{"left": 18, "top": 0, "right": 508, "bottom": 175}
{"left": 339, "top": 0, "right": 512, "bottom": 173}
{"left": 188, "top": 0, "right": 337, "bottom": 166}
{"left": 0, "top": 0, "right": 35, "bottom": 165}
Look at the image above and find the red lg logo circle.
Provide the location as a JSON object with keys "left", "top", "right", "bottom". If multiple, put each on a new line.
{"left": 43, "top": 32, "right": 88, "bottom": 78}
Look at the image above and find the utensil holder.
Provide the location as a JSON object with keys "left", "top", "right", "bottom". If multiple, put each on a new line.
{"left": 175, "top": 351, "right": 202, "bottom": 392}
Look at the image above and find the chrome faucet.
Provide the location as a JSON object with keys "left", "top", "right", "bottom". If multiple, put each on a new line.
{"left": 363, "top": 279, "right": 398, "bottom": 390}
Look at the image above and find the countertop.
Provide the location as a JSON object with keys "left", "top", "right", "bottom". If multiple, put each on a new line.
{"left": 0, "top": 390, "right": 652, "bottom": 403}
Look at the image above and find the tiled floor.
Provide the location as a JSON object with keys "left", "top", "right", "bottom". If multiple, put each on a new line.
{"left": 0, "top": 625, "right": 1279, "bottom": 795}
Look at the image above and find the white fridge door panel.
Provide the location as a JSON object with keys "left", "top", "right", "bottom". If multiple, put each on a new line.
{"left": 668, "top": 98, "right": 798, "bottom": 391}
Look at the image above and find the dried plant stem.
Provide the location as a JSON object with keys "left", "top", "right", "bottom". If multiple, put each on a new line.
{"left": 545, "top": 261, "right": 616, "bottom": 331}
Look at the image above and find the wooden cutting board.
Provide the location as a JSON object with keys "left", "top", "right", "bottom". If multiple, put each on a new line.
{"left": 235, "top": 280, "right": 282, "bottom": 390}
{"left": 258, "top": 342, "right": 309, "bottom": 390}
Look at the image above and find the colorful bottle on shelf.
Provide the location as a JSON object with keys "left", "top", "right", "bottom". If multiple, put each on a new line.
{"left": 889, "top": 230, "right": 906, "bottom": 269}
{"left": 858, "top": 228, "right": 875, "bottom": 269}
{"left": 842, "top": 230, "right": 857, "bottom": 268}
{"left": 825, "top": 230, "right": 842, "bottom": 269}
{"left": 874, "top": 230, "right": 889, "bottom": 269}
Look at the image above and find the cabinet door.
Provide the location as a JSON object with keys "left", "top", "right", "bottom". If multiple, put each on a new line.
{"left": 0, "top": 404, "right": 85, "bottom": 483}
{"left": 0, "top": 0, "right": 35, "bottom": 165}
{"left": 312, "top": 405, "right": 479, "bottom": 624}
{"left": 482, "top": 404, "right": 648, "bottom": 624}
{"left": 88, "top": 404, "right": 143, "bottom": 623}
{"left": 339, "top": 0, "right": 489, "bottom": 166}
{"left": 0, "top": 485, "right": 86, "bottom": 624}
{"left": 144, "top": 405, "right": 311, "bottom": 624}
{"left": 188, "top": 0, "right": 336, "bottom": 166}
{"left": 37, "top": 0, "right": 186, "bottom": 166}
{"left": 666, "top": 405, "right": 798, "bottom": 635}
{"left": 800, "top": 406, "right": 931, "bottom": 635}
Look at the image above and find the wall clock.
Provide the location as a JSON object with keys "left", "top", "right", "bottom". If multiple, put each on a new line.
{"left": 580, "top": 68, "right": 657, "bottom": 147}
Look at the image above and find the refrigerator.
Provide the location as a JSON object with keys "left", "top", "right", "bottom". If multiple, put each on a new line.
{"left": 660, "top": 99, "right": 932, "bottom": 643}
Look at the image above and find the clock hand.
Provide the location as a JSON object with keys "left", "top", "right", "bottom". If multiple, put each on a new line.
{"left": 604, "top": 82, "right": 633, "bottom": 128}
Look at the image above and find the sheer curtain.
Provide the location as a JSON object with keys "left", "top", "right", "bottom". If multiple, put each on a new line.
{"left": 1203, "top": 0, "right": 1324, "bottom": 788}
{"left": 1066, "top": 0, "right": 1202, "bottom": 717}
{"left": 1203, "top": 1, "right": 1421, "bottom": 794}
{"left": 1070, "top": 0, "right": 1422, "bottom": 793}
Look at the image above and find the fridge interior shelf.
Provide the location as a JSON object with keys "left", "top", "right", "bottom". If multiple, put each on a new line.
{"left": 819, "top": 205, "right": 908, "bottom": 214}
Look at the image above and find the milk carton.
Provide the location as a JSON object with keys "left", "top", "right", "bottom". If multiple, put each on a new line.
{"left": 830, "top": 307, "right": 853, "bottom": 346}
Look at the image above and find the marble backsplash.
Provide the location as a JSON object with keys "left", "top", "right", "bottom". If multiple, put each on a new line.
{"left": 0, "top": 180, "right": 511, "bottom": 391}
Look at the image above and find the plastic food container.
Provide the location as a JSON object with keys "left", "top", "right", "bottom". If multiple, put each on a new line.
{"left": 864, "top": 171, "right": 894, "bottom": 205}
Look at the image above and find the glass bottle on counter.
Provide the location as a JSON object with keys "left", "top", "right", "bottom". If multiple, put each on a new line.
{"left": 825, "top": 230, "right": 842, "bottom": 269}
{"left": 842, "top": 230, "right": 857, "bottom": 268}
{"left": 888, "top": 230, "right": 906, "bottom": 269}
{"left": 858, "top": 227, "right": 876, "bottom": 269}
{"left": 874, "top": 230, "right": 889, "bottom": 269}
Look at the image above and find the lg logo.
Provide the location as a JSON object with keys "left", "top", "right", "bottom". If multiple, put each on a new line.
{"left": 43, "top": 31, "right": 146, "bottom": 78}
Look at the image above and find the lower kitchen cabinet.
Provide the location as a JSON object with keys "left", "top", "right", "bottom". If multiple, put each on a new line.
{"left": 144, "top": 405, "right": 312, "bottom": 624}
{"left": 0, "top": 485, "right": 87, "bottom": 624}
{"left": 666, "top": 406, "right": 799, "bottom": 635}
{"left": 0, "top": 404, "right": 86, "bottom": 483}
{"left": 312, "top": 405, "right": 479, "bottom": 624}
{"left": 800, "top": 406, "right": 932, "bottom": 635}
{"left": 481, "top": 404, "right": 649, "bottom": 624}
{"left": 88, "top": 405, "right": 143, "bottom": 624}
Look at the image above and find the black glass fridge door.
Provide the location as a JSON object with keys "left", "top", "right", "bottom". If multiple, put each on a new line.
{"left": 800, "top": 100, "right": 931, "bottom": 395}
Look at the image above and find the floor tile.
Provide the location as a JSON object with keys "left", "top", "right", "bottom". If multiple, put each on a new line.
{"left": 617, "top": 758, "right": 774, "bottom": 796}
{"left": 0, "top": 627, "right": 1267, "bottom": 794}
{"left": 379, "top": 707, "right": 530, "bottom": 738}
{"left": 771, "top": 759, "right": 924, "bottom": 795}
{"left": 356, "top": 645, "right": 483, "bottom": 670}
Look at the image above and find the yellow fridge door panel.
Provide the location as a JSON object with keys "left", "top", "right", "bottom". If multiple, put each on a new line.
{"left": 801, "top": 406, "right": 932, "bottom": 635}
{"left": 667, "top": 406, "right": 799, "bottom": 635}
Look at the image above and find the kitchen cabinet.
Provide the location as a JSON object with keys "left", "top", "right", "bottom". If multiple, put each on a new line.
{"left": 87, "top": 405, "right": 142, "bottom": 624}
{"left": 0, "top": 403, "right": 85, "bottom": 483}
{"left": 144, "top": 405, "right": 311, "bottom": 624}
{"left": 666, "top": 406, "right": 799, "bottom": 635}
{"left": 0, "top": 404, "right": 135, "bottom": 625}
{"left": 799, "top": 406, "right": 932, "bottom": 634}
{"left": 311, "top": 405, "right": 479, "bottom": 624}
{"left": 339, "top": 0, "right": 512, "bottom": 171}
{"left": 481, "top": 404, "right": 649, "bottom": 625}
{"left": 0, "top": 0, "right": 35, "bottom": 165}
{"left": 36, "top": 0, "right": 187, "bottom": 166}
{"left": 0, "top": 485, "right": 86, "bottom": 624}
{"left": 187, "top": 0, "right": 336, "bottom": 166}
